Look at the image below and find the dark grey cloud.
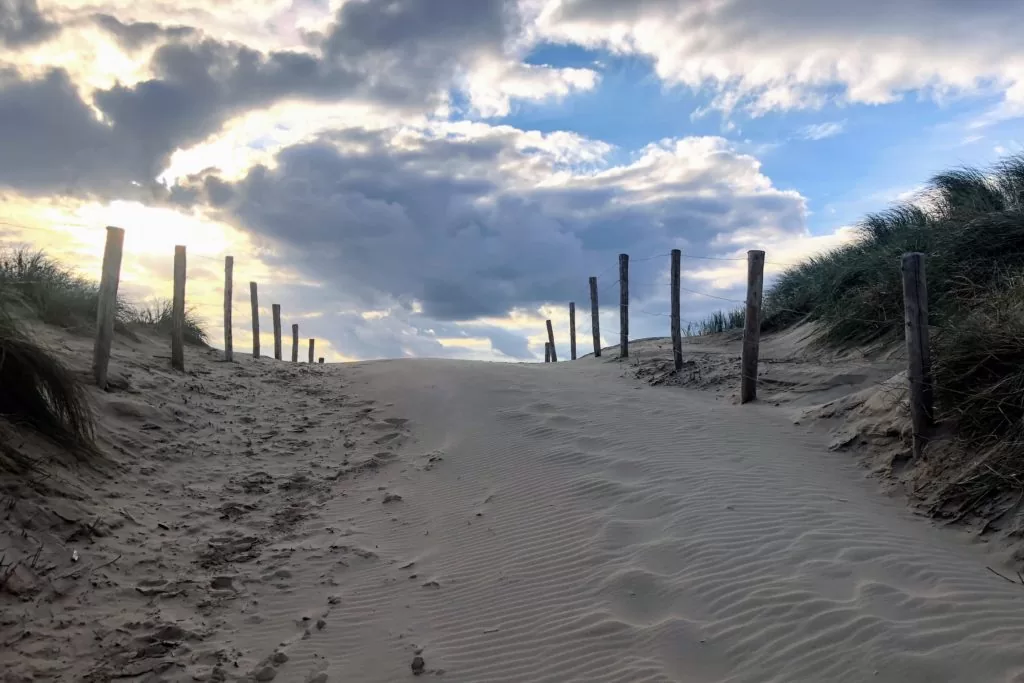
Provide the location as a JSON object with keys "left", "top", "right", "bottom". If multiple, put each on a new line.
{"left": 181, "top": 128, "right": 803, "bottom": 324}
{"left": 0, "top": 0, "right": 58, "bottom": 47}
{"left": 0, "top": 0, "right": 521, "bottom": 198}
{"left": 92, "top": 13, "right": 196, "bottom": 49}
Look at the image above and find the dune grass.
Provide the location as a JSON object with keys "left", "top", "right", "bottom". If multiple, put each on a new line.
{"left": 0, "top": 308, "right": 96, "bottom": 459}
{"left": 761, "top": 153, "right": 1024, "bottom": 500}
{"left": 123, "top": 299, "right": 209, "bottom": 346}
{"left": 0, "top": 248, "right": 208, "bottom": 344}
{"left": 763, "top": 155, "right": 1024, "bottom": 347}
{"left": 684, "top": 309, "right": 745, "bottom": 337}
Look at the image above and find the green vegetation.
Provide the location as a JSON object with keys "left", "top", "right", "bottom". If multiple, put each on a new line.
{"left": 124, "top": 299, "right": 209, "bottom": 346}
{"left": 761, "top": 153, "right": 1024, "bottom": 495}
{"left": 0, "top": 248, "right": 114, "bottom": 328}
{"left": 0, "top": 248, "right": 208, "bottom": 344}
{"left": 0, "top": 248, "right": 208, "bottom": 465}
{"left": 763, "top": 156, "right": 1024, "bottom": 347}
{"left": 0, "top": 309, "right": 96, "bottom": 458}
{"left": 684, "top": 308, "right": 745, "bottom": 337}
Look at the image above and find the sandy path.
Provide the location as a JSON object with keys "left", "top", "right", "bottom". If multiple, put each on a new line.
{"left": 296, "top": 357, "right": 1024, "bottom": 683}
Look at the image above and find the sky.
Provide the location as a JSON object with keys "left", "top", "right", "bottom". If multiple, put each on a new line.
{"left": 0, "top": 0, "right": 1021, "bottom": 362}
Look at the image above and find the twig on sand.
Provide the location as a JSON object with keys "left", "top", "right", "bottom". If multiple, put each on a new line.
{"left": 55, "top": 553, "right": 121, "bottom": 581}
{"left": 985, "top": 566, "right": 1022, "bottom": 585}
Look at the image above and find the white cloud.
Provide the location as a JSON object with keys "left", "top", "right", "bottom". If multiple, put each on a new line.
{"left": 460, "top": 58, "right": 599, "bottom": 117}
{"left": 799, "top": 120, "right": 846, "bottom": 141}
{"left": 532, "top": 0, "right": 1024, "bottom": 118}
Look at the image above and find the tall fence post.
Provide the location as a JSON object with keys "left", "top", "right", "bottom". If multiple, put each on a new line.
{"left": 249, "top": 282, "right": 260, "bottom": 359}
{"left": 92, "top": 226, "right": 125, "bottom": 388}
{"left": 902, "top": 252, "right": 933, "bottom": 458}
{"left": 589, "top": 277, "right": 601, "bottom": 358}
{"left": 569, "top": 302, "right": 577, "bottom": 360}
{"left": 272, "top": 304, "right": 282, "bottom": 360}
{"left": 670, "top": 249, "right": 683, "bottom": 372}
{"left": 740, "top": 250, "right": 765, "bottom": 404}
{"left": 291, "top": 324, "right": 299, "bottom": 362}
{"left": 308, "top": 338, "right": 315, "bottom": 364}
{"left": 223, "top": 256, "right": 233, "bottom": 362}
{"left": 544, "top": 342, "right": 551, "bottom": 363}
{"left": 619, "top": 253, "right": 629, "bottom": 358}
{"left": 171, "top": 245, "right": 186, "bottom": 371}
{"left": 546, "top": 319, "right": 558, "bottom": 362}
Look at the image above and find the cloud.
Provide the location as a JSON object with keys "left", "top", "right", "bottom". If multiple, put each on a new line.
{"left": 0, "top": 0, "right": 600, "bottom": 199}
{"left": 533, "top": 0, "right": 1024, "bottom": 118}
{"left": 172, "top": 124, "right": 805, "bottom": 335}
{"left": 1, "top": 0, "right": 59, "bottom": 47}
{"left": 798, "top": 120, "right": 846, "bottom": 141}
{"left": 91, "top": 13, "right": 196, "bottom": 49}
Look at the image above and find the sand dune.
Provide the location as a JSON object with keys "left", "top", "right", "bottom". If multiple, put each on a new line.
{"left": 4, "top": 331, "right": 1024, "bottom": 681}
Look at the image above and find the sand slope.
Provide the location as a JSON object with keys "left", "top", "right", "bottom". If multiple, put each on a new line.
{"left": 5, "top": 333, "right": 1024, "bottom": 681}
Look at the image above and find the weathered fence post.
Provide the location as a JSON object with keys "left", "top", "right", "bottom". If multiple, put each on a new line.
{"left": 546, "top": 319, "right": 558, "bottom": 362}
{"left": 318, "top": 358, "right": 324, "bottom": 364}
{"left": 544, "top": 342, "right": 551, "bottom": 363}
{"left": 291, "top": 324, "right": 299, "bottom": 362}
{"left": 308, "top": 338, "right": 315, "bottom": 364}
{"left": 740, "top": 250, "right": 765, "bottom": 403}
{"left": 589, "top": 276, "right": 601, "bottom": 357}
{"left": 223, "top": 256, "right": 233, "bottom": 362}
{"left": 670, "top": 249, "right": 683, "bottom": 372}
{"left": 569, "top": 302, "right": 577, "bottom": 360}
{"left": 272, "top": 304, "right": 282, "bottom": 360}
{"left": 171, "top": 245, "right": 186, "bottom": 371}
{"left": 92, "top": 226, "right": 125, "bottom": 388}
{"left": 619, "top": 253, "right": 629, "bottom": 358}
{"left": 902, "top": 252, "right": 933, "bottom": 458}
{"left": 249, "top": 282, "right": 260, "bottom": 359}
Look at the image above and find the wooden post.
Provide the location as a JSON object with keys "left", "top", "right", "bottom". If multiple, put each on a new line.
{"left": 308, "top": 338, "right": 315, "bottom": 364}
{"left": 223, "top": 256, "right": 233, "bottom": 362}
{"left": 902, "top": 252, "right": 933, "bottom": 458}
{"left": 589, "top": 276, "right": 601, "bottom": 358}
{"left": 544, "top": 342, "right": 551, "bottom": 363}
{"left": 249, "top": 282, "right": 260, "bottom": 359}
{"left": 171, "top": 245, "right": 186, "bottom": 371}
{"left": 740, "top": 250, "right": 765, "bottom": 404}
{"left": 569, "top": 302, "right": 577, "bottom": 360}
{"left": 92, "top": 226, "right": 125, "bottom": 388}
{"left": 291, "top": 324, "right": 299, "bottom": 362}
{"left": 318, "top": 357, "right": 324, "bottom": 364}
{"left": 619, "top": 253, "right": 629, "bottom": 358}
{"left": 670, "top": 249, "right": 682, "bottom": 372}
{"left": 546, "top": 319, "right": 558, "bottom": 362}
{"left": 272, "top": 304, "right": 282, "bottom": 360}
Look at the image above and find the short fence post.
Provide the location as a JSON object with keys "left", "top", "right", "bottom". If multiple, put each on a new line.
{"left": 318, "top": 357, "right": 324, "bottom": 364}
{"left": 544, "top": 342, "right": 551, "bottom": 363}
{"left": 92, "top": 226, "right": 125, "bottom": 389}
{"left": 901, "top": 252, "right": 933, "bottom": 458}
{"left": 619, "top": 253, "right": 629, "bottom": 358}
{"left": 171, "top": 245, "right": 186, "bottom": 371}
{"left": 670, "top": 249, "right": 682, "bottom": 372}
{"left": 249, "top": 282, "right": 260, "bottom": 359}
{"left": 308, "top": 338, "right": 315, "bottom": 364}
{"left": 223, "top": 256, "right": 233, "bottom": 362}
{"left": 272, "top": 304, "right": 282, "bottom": 360}
{"left": 546, "top": 319, "right": 558, "bottom": 362}
{"left": 740, "top": 250, "right": 765, "bottom": 403}
{"left": 569, "top": 302, "right": 577, "bottom": 360}
{"left": 291, "top": 324, "right": 299, "bottom": 362}
{"left": 589, "top": 277, "right": 601, "bottom": 358}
